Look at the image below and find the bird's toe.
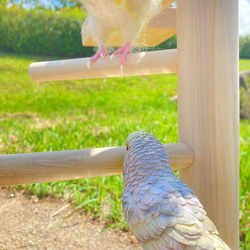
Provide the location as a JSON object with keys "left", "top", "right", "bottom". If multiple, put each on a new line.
{"left": 87, "top": 60, "right": 91, "bottom": 70}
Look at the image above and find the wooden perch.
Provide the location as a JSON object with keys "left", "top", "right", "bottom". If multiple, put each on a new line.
{"left": 28, "top": 49, "right": 178, "bottom": 82}
{"left": 0, "top": 143, "right": 193, "bottom": 186}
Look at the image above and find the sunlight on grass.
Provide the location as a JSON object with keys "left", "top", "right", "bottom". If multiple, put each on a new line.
{"left": 1, "top": 52, "right": 250, "bottom": 248}
{"left": 240, "top": 59, "right": 250, "bottom": 71}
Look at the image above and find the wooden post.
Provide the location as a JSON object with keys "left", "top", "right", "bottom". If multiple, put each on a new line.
{"left": 177, "top": 0, "right": 239, "bottom": 249}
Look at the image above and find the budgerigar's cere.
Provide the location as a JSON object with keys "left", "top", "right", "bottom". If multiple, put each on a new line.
{"left": 81, "top": 0, "right": 163, "bottom": 73}
{"left": 122, "top": 131, "right": 231, "bottom": 249}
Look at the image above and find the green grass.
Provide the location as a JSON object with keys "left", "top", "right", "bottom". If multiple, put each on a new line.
{"left": 240, "top": 59, "right": 250, "bottom": 71}
{"left": 240, "top": 120, "right": 250, "bottom": 248}
{"left": 0, "top": 52, "right": 250, "bottom": 248}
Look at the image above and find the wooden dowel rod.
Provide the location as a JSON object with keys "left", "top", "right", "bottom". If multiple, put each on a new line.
{"left": 0, "top": 143, "right": 193, "bottom": 186}
{"left": 28, "top": 49, "right": 178, "bottom": 82}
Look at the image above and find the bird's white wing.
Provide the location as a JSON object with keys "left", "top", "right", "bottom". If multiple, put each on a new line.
{"left": 81, "top": 16, "right": 91, "bottom": 46}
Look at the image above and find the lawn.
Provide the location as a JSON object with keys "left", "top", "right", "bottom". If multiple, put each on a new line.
{"left": 0, "top": 52, "right": 249, "bottom": 248}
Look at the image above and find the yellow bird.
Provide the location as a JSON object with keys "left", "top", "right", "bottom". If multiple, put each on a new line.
{"left": 81, "top": 0, "right": 163, "bottom": 73}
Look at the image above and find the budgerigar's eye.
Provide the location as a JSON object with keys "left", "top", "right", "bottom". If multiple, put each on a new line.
{"left": 126, "top": 142, "right": 128, "bottom": 151}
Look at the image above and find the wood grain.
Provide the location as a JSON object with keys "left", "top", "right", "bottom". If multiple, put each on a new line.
{"left": 0, "top": 143, "right": 193, "bottom": 186}
{"left": 177, "top": 0, "right": 239, "bottom": 248}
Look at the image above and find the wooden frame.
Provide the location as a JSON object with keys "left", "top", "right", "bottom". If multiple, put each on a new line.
{"left": 1, "top": 1, "right": 239, "bottom": 248}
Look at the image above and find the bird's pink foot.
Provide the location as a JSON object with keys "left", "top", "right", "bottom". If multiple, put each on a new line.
{"left": 87, "top": 45, "right": 109, "bottom": 69}
{"left": 111, "top": 42, "right": 131, "bottom": 74}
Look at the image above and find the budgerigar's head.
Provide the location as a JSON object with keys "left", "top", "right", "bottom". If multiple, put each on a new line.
{"left": 126, "top": 131, "right": 158, "bottom": 151}
{"left": 123, "top": 131, "right": 171, "bottom": 181}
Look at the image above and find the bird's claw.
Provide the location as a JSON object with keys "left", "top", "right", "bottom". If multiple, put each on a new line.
{"left": 87, "top": 60, "right": 91, "bottom": 70}
{"left": 112, "top": 42, "right": 131, "bottom": 76}
{"left": 120, "top": 65, "right": 124, "bottom": 75}
{"left": 87, "top": 45, "right": 109, "bottom": 69}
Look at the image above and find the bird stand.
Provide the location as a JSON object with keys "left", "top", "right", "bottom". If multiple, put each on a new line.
{"left": 2, "top": 0, "right": 239, "bottom": 249}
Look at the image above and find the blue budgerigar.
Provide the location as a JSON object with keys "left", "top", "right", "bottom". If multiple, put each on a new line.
{"left": 122, "top": 131, "right": 231, "bottom": 250}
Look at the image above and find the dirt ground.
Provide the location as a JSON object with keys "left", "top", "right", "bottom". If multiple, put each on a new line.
{"left": 0, "top": 188, "right": 142, "bottom": 250}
